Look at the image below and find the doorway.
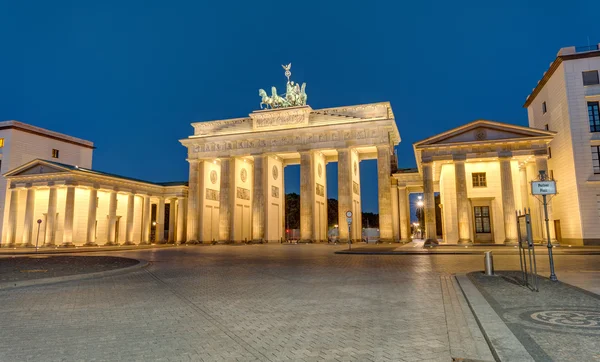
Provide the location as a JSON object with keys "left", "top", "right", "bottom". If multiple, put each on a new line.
{"left": 473, "top": 204, "right": 493, "bottom": 243}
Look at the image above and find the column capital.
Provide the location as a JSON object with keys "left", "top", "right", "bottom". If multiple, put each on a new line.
{"left": 498, "top": 151, "right": 513, "bottom": 159}
{"left": 186, "top": 158, "right": 200, "bottom": 164}
{"left": 533, "top": 149, "right": 549, "bottom": 157}
{"left": 452, "top": 154, "right": 467, "bottom": 162}
{"left": 421, "top": 156, "right": 433, "bottom": 164}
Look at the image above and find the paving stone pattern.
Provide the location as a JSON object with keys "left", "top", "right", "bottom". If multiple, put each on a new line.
{"left": 0, "top": 245, "right": 598, "bottom": 361}
{"left": 469, "top": 270, "right": 600, "bottom": 362}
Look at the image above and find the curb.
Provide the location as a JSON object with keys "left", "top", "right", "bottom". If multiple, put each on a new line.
{"left": 334, "top": 250, "right": 600, "bottom": 256}
{"left": 455, "top": 274, "right": 535, "bottom": 362}
{"left": 0, "top": 258, "right": 149, "bottom": 290}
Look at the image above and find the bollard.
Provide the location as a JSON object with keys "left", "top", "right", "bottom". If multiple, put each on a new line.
{"left": 484, "top": 251, "right": 494, "bottom": 276}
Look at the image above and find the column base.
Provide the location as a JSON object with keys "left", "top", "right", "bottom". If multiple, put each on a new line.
{"left": 156, "top": 240, "right": 168, "bottom": 244}
{"left": 104, "top": 242, "right": 117, "bottom": 246}
{"left": 504, "top": 239, "right": 518, "bottom": 245}
{"left": 423, "top": 238, "right": 439, "bottom": 246}
{"left": 60, "top": 243, "right": 75, "bottom": 248}
{"left": 138, "top": 241, "right": 151, "bottom": 245}
{"left": 457, "top": 239, "right": 472, "bottom": 244}
{"left": 19, "top": 243, "right": 34, "bottom": 248}
{"left": 42, "top": 243, "right": 56, "bottom": 248}
{"left": 84, "top": 242, "right": 98, "bottom": 247}
{"left": 122, "top": 241, "right": 136, "bottom": 245}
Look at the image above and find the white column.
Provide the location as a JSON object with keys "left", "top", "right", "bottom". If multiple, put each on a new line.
{"left": 62, "top": 185, "right": 76, "bottom": 247}
{"left": 499, "top": 154, "right": 518, "bottom": 244}
{"left": 398, "top": 185, "right": 409, "bottom": 241}
{"left": 519, "top": 165, "right": 529, "bottom": 212}
{"left": 218, "top": 158, "right": 233, "bottom": 242}
{"left": 391, "top": 178, "right": 400, "bottom": 242}
{"left": 281, "top": 164, "right": 286, "bottom": 242}
{"left": 186, "top": 160, "right": 200, "bottom": 243}
{"left": 21, "top": 186, "right": 36, "bottom": 247}
{"left": 106, "top": 190, "right": 118, "bottom": 246}
{"left": 377, "top": 145, "right": 393, "bottom": 242}
{"left": 176, "top": 197, "right": 186, "bottom": 244}
{"left": 422, "top": 159, "right": 437, "bottom": 244}
{"left": 156, "top": 197, "right": 165, "bottom": 243}
{"left": 300, "top": 151, "right": 314, "bottom": 242}
{"left": 337, "top": 149, "right": 352, "bottom": 241}
{"left": 251, "top": 155, "right": 265, "bottom": 242}
{"left": 168, "top": 198, "right": 176, "bottom": 243}
{"left": 140, "top": 195, "right": 151, "bottom": 245}
{"left": 85, "top": 187, "right": 98, "bottom": 246}
{"left": 454, "top": 157, "right": 471, "bottom": 243}
{"left": 44, "top": 185, "right": 58, "bottom": 247}
{"left": 5, "top": 187, "right": 19, "bottom": 247}
{"left": 124, "top": 193, "right": 136, "bottom": 245}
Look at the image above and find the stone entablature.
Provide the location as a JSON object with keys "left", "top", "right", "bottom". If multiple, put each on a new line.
{"left": 184, "top": 102, "right": 399, "bottom": 159}
{"left": 5, "top": 160, "right": 188, "bottom": 198}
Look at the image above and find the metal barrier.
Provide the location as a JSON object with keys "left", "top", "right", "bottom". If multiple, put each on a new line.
{"left": 516, "top": 209, "right": 539, "bottom": 292}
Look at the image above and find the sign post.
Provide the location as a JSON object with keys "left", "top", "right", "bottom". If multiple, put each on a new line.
{"left": 531, "top": 171, "right": 558, "bottom": 282}
{"left": 346, "top": 211, "right": 353, "bottom": 250}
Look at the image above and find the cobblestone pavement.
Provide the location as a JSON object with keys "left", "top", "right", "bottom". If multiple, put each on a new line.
{"left": 0, "top": 244, "right": 598, "bottom": 361}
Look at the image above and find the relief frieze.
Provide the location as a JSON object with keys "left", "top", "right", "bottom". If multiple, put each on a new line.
{"left": 236, "top": 187, "right": 250, "bottom": 200}
{"left": 316, "top": 183, "right": 324, "bottom": 197}
{"left": 271, "top": 185, "right": 279, "bottom": 198}
{"left": 353, "top": 181, "right": 360, "bottom": 196}
{"left": 206, "top": 188, "right": 220, "bottom": 201}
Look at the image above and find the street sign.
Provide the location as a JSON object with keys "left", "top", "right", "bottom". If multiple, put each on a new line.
{"left": 531, "top": 180, "right": 556, "bottom": 195}
{"left": 346, "top": 218, "right": 352, "bottom": 224}
{"left": 346, "top": 211, "right": 352, "bottom": 218}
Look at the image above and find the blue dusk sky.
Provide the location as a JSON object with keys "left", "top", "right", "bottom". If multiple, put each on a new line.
{"left": 1, "top": 0, "right": 598, "bottom": 213}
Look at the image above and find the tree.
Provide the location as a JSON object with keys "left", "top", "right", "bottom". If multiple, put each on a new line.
{"left": 327, "top": 198, "right": 338, "bottom": 227}
{"left": 285, "top": 193, "right": 300, "bottom": 229}
{"left": 362, "top": 212, "right": 379, "bottom": 228}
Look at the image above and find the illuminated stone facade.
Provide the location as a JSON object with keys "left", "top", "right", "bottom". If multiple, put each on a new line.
{"left": 180, "top": 103, "right": 401, "bottom": 243}
{"left": 393, "top": 120, "right": 555, "bottom": 244}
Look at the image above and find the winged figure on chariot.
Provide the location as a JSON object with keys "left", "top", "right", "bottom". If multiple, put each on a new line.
{"left": 259, "top": 63, "right": 307, "bottom": 109}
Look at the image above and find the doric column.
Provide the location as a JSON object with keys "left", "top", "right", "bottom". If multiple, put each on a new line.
{"left": 62, "top": 185, "right": 76, "bottom": 247}
{"left": 44, "top": 185, "right": 58, "bottom": 247}
{"left": 454, "top": 156, "right": 471, "bottom": 243}
{"left": 186, "top": 160, "right": 200, "bottom": 243}
{"left": 300, "top": 151, "right": 314, "bottom": 242}
{"left": 106, "top": 190, "right": 118, "bottom": 246}
{"left": 124, "top": 193, "right": 136, "bottom": 245}
{"left": 422, "top": 159, "right": 437, "bottom": 244}
{"left": 85, "top": 187, "right": 98, "bottom": 246}
{"left": 519, "top": 165, "right": 529, "bottom": 212}
{"left": 281, "top": 164, "right": 286, "bottom": 242}
{"left": 337, "top": 149, "right": 352, "bottom": 241}
{"left": 5, "top": 187, "right": 19, "bottom": 247}
{"left": 21, "top": 186, "right": 36, "bottom": 247}
{"left": 499, "top": 153, "right": 518, "bottom": 244}
{"left": 391, "top": 178, "right": 400, "bottom": 242}
{"left": 156, "top": 197, "right": 165, "bottom": 243}
{"left": 140, "top": 195, "right": 151, "bottom": 245}
{"left": 218, "top": 158, "right": 233, "bottom": 242}
{"left": 377, "top": 145, "right": 393, "bottom": 242}
{"left": 176, "top": 197, "right": 186, "bottom": 244}
{"left": 398, "top": 185, "right": 409, "bottom": 241}
{"left": 167, "top": 198, "right": 176, "bottom": 243}
{"left": 252, "top": 155, "right": 266, "bottom": 242}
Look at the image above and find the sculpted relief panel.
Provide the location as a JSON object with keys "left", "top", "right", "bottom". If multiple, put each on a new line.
{"left": 236, "top": 187, "right": 250, "bottom": 200}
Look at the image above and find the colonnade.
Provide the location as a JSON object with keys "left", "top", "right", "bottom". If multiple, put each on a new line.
{"left": 3, "top": 182, "right": 188, "bottom": 247}
{"left": 184, "top": 144, "right": 395, "bottom": 243}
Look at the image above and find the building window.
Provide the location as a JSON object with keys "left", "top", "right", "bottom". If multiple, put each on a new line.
{"left": 548, "top": 147, "right": 552, "bottom": 159}
{"left": 0, "top": 138, "right": 4, "bottom": 148}
{"left": 544, "top": 124, "right": 549, "bottom": 131}
{"left": 593, "top": 146, "right": 600, "bottom": 174}
{"left": 583, "top": 70, "right": 600, "bottom": 86}
{"left": 549, "top": 170, "right": 554, "bottom": 180}
{"left": 474, "top": 206, "right": 491, "bottom": 233}
{"left": 52, "top": 149, "right": 59, "bottom": 158}
{"left": 590, "top": 102, "right": 600, "bottom": 132}
{"left": 472, "top": 172, "right": 487, "bottom": 187}
{"left": 542, "top": 101, "right": 547, "bottom": 114}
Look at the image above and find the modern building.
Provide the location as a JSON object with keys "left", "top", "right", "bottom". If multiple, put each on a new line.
{"left": 523, "top": 44, "right": 600, "bottom": 245}
{"left": 0, "top": 121, "right": 94, "bottom": 241}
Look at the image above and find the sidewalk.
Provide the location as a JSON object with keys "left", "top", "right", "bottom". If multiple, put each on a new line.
{"left": 335, "top": 240, "right": 600, "bottom": 255}
{"left": 457, "top": 270, "right": 600, "bottom": 361}
{"left": 0, "top": 243, "right": 177, "bottom": 255}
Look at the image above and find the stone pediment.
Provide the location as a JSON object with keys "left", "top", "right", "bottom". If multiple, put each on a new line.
{"left": 414, "top": 120, "right": 555, "bottom": 148}
{"left": 4, "top": 159, "right": 74, "bottom": 177}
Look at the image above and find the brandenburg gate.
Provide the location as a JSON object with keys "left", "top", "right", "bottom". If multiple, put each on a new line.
{"left": 180, "top": 64, "right": 400, "bottom": 243}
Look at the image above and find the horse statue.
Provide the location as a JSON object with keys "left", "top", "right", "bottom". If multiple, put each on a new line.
{"left": 259, "top": 89, "right": 273, "bottom": 109}
{"left": 299, "top": 83, "right": 307, "bottom": 105}
{"left": 271, "top": 86, "right": 288, "bottom": 108}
